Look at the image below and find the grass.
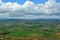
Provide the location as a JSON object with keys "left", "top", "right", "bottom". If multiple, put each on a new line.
{"left": 0, "top": 19, "right": 60, "bottom": 40}
{"left": 7, "top": 29, "right": 44, "bottom": 37}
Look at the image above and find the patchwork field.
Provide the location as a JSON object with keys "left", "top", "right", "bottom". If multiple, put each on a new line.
{"left": 0, "top": 19, "right": 60, "bottom": 40}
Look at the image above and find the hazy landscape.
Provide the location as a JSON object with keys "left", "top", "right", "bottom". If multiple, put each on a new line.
{"left": 0, "top": 0, "right": 60, "bottom": 40}
{"left": 0, "top": 19, "right": 60, "bottom": 40}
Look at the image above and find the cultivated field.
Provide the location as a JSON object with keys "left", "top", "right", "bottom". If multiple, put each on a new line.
{"left": 0, "top": 19, "right": 60, "bottom": 40}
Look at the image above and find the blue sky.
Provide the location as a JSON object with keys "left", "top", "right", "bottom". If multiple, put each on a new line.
{"left": 2, "top": 0, "right": 60, "bottom": 4}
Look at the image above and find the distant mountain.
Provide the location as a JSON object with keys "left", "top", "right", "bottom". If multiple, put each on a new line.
{"left": 0, "top": 18, "right": 60, "bottom": 21}
{"left": 0, "top": 18, "right": 9, "bottom": 20}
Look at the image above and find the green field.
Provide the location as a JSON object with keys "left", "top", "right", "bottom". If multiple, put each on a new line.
{"left": 0, "top": 19, "right": 60, "bottom": 40}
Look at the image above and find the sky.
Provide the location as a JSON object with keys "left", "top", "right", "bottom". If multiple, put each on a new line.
{"left": 2, "top": 0, "right": 60, "bottom": 4}
{"left": 0, "top": 0, "right": 60, "bottom": 19}
{"left": 2, "top": 0, "right": 48, "bottom": 4}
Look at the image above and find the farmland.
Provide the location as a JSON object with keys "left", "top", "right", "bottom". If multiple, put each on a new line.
{"left": 0, "top": 19, "right": 60, "bottom": 40}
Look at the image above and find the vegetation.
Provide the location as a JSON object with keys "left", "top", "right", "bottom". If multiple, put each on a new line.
{"left": 0, "top": 19, "right": 60, "bottom": 40}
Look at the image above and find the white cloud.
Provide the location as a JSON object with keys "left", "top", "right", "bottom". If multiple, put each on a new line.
{"left": 0, "top": 0, "right": 60, "bottom": 19}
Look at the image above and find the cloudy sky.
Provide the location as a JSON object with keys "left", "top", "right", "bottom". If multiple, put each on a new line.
{"left": 0, "top": 0, "right": 60, "bottom": 19}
